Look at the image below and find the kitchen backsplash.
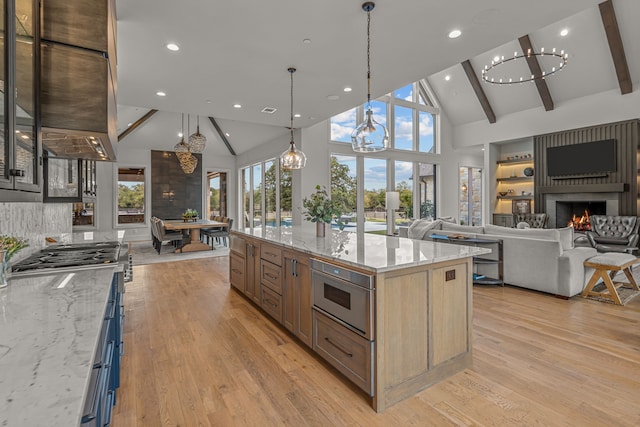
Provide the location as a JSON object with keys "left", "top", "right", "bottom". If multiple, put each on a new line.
{"left": 0, "top": 203, "right": 71, "bottom": 261}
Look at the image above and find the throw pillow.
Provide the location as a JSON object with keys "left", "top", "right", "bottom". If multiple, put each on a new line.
{"left": 556, "top": 226, "right": 574, "bottom": 250}
{"left": 516, "top": 222, "right": 530, "bottom": 229}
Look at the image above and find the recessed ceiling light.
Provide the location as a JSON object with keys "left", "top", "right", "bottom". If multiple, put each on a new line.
{"left": 261, "top": 107, "right": 277, "bottom": 114}
{"left": 343, "top": 87, "right": 352, "bottom": 92}
{"left": 233, "top": 104, "right": 242, "bottom": 108}
{"left": 294, "top": 113, "right": 301, "bottom": 118}
{"left": 327, "top": 95, "right": 339, "bottom": 101}
{"left": 127, "top": 122, "right": 133, "bottom": 127}
{"left": 560, "top": 28, "right": 569, "bottom": 37}
{"left": 303, "top": 38, "right": 311, "bottom": 44}
{"left": 205, "top": 100, "right": 212, "bottom": 104}
{"left": 448, "top": 29, "right": 462, "bottom": 39}
{"left": 166, "top": 43, "right": 180, "bottom": 51}
{"left": 225, "top": 132, "right": 230, "bottom": 137}
{"left": 156, "top": 91, "right": 166, "bottom": 97}
{"left": 481, "top": 148, "right": 485, "bottom": 151}
{"left": 445, "top": 75, "right": 451, "bottom": 81}
{"left": 493, "top": 56, "right": 500, "bottom": 63}
{"left": 178, "top": 132, "right": 183, "bottom": 137}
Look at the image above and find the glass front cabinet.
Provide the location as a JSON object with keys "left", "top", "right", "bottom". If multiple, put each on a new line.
{"left": 0, "top": 0, "right": 41, "bottom": 199}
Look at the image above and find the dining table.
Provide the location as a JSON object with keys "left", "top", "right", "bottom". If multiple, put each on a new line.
{"left": 163, "top": 219, "right": 228, "bottom": 252}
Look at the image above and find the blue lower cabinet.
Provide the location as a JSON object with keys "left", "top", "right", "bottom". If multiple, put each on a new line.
{"left": 82, "top": 274, "right": 123, "bottom": 426}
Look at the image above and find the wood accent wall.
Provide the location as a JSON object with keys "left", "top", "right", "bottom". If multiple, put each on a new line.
{"left": 533, "top": 119, "right": 640, "bottom": 215}
{"left": 151, "top": 150, "right": 202, "bottom": 220}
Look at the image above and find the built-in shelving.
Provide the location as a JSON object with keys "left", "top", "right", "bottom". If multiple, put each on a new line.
{"left": 496, "top": 158, "right": 533, "bottom": 166}
{"left": 496, "top": 195, "right": 533, "bottom": 200}
{"left": 497, "top": 177, "right": 534, "bottom": 183}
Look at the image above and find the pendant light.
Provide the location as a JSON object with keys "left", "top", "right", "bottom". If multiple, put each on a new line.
{"left": 174, "top": 113, "right": 197, "bottom": 174}
{"left": 351, "top": 1, "right": 389, "bottom": 152}
{"left": 188, "top": 115, "right": 207, "bottom": 153}
{"left": 280, "top": 67, "right": 307, "bottom": 170}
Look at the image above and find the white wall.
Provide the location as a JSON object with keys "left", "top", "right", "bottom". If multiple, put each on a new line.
{"left": 453, "top": 88, "right": 640, "bottom": 148}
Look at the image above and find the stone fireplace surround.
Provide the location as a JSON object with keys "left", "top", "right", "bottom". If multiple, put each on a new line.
{"left": 545, "top": 192, "right": 619, "bottom": 228}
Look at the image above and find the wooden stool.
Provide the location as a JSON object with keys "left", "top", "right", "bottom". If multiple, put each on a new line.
{"left": 582, "top": 253, "right": 640, "bottom": 305}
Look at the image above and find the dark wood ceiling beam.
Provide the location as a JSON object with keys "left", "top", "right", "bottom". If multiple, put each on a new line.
{"left": 461, "top": 60, "right": 496, "bottom": 124}
{"left": 599, "top": 0, "right": 632, "bottom": 94}
{"left": 208, "top": 117, "right": 236, "bottom": 156}
{"left": 118, "top": 109, "right": 158, "bottom": 142}
{"left": 518, "top": 35, "right": 554, "bottom": 111}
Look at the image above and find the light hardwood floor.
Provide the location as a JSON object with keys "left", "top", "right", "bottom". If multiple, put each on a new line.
{"left": 112, "top": 257, "right": 640, "bottom": 426}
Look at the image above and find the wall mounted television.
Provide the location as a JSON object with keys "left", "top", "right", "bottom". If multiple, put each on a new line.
{"left": 546, "top": 139, "right": 617, "bottom": 177}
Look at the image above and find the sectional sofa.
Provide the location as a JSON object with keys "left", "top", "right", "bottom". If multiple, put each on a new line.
{"left": 402, "top": 220, "right": 597, "bottom": 297}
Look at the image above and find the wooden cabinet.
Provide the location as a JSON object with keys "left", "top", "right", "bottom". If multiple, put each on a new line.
{"left": 492, "top": 213, "right": 514, "bottom": 227}
{"left": 259, "top": 243, "right": 283, "bottom": 322}
{"left": 429, "top": 263, "right": 470, "bottom": 366}
{"left": 229, "top": 253, "right": 245, "bottom": 292}
{"left": 313, "top": 310, "right": 372, "bottom": 395}
{"left": 283, "top": 250, "right": 312, "bottom": 347}
{"left": 245, "top": 239, "right": 261, "bottom": 304}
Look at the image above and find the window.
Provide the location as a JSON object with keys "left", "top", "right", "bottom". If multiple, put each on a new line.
{"left": 242, "top": 159, "right": 291, "bottom": 229}
{"left": 459, "top": 167, "right": 482, "bottom": 226}
{"left": 330, "top": 107, "right": 357, "bottom": 143}
{"left": 117, "top": 167, "right": 145, "bottom": 225}
{"left": 207, "top": 172, "right": 227, "bottom": 219}
{"left": 418, "top": 163, "right": 436, "bottom": 219}
{"left": 330, "top": 155, "right": 357, "bottom": 228}
{"left": 395, "top": 161, "right": 413, "bottom": 221}
{"left": 330, "top": 80, "right": 439, "bottom": 154}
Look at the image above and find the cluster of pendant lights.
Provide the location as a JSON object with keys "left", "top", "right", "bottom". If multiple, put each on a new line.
{"left": 279, "top": 1, "right": 386, "bottom": 170}
{"left": 175, "top": 114, "right": 207, "bottom": 174}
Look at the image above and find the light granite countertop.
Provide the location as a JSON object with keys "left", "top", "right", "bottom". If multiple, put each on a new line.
{"left": 0, "top": 266, "right": 117, "bottom": 426}
{"left": 233, "top": 227, "right": 490, "bottom": 272}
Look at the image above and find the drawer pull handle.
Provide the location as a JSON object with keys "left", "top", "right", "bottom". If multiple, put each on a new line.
{"left": 324, "top": 337, "right": 353, "bottom": 358}
{"left": 265, "top": 273, "right": 278, "bottom": 280}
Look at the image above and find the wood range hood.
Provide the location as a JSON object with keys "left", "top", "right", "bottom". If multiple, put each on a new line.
{"left": 40, "top": 0, "right": 117, "bottom": 161}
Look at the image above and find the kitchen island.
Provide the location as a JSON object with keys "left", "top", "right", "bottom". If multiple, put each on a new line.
{"left": 230, "top": 226, "right": 490, "bottom": 412}
{"left": 0, "top": 267, "right": 120, "bottom": 426}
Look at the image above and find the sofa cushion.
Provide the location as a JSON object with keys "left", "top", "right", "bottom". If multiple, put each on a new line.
{"left": 556, "top": 226, "right": 574, "bottom": 251}
{"left": 441, "top": 222, "right": 485, "bottom": 234}
{"left": 593, "top": 235, "right": 630, "bottom": 245}
{"left": 484, "top": 224, "right": 560, "bottom": 241}
{"left": 407, "top": 219, "right": 443, "bottom": 239}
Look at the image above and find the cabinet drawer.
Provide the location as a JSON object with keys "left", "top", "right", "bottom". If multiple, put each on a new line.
{"left": 261, "top": 285, "right": 283, "bottom": 323}
{"left": 229, "top": 235, "right": 245, "bottom": 255}
{"left": 261, "top": 260, "right": 282, "bottom": 294}
{"left": 260, "top": 244, "right": 282, "bottom": 266}
{"left": 229, "top": 254, "right": 246, "bottom": 291}
{"left": 313, "top": 310, "right": 373, "bottom": 396}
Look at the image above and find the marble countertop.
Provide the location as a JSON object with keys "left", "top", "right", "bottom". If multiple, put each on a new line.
{"left": 0, "top": 267, "right": 117, "bottom": 426}
{"left": 233, "top": 226, "right": 490, "bottom": 272}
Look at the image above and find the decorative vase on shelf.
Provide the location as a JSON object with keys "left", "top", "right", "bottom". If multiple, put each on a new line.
{"left": 316, "top": 222, "right": 326, "bottom": 237}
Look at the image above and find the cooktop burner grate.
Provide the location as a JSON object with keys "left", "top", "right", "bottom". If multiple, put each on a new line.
{"left": 12, "top": 241, "right": 120, "bottom": 272}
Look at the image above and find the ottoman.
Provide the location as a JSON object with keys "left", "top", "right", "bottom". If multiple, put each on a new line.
{"left": 582, "top": 253, "right": 640, "bottom": 305}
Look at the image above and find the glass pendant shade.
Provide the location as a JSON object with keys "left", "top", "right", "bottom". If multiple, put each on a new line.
{"left": 351, "top": 108, "right": 389, "bottom": 152}
{"left": 281, "top": 140, "right": 307, "bottom": 170}
{"left": 280, "top": 67, "right": 306, "bottom": 170}
{"left": 188, "top": 125, "right": 207, "bottom": 153}
{"left": 174, "top": 137, "right": 190, "bottom": 161}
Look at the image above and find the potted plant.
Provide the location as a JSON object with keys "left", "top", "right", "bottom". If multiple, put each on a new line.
{"left": 0, "top": 235, "right": 28, "bottom": 288}
{"left": 182, "top": 208, "right": 198, "bottom": 222}
{"left": 302, "top": 185, "right": 345, "bottom": 237}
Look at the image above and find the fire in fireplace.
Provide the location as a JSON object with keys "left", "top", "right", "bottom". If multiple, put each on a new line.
{"left": 567, "top": 210, "right": 592, "bottom": 231}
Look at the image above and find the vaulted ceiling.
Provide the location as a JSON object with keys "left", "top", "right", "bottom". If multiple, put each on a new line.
{"left": 115, "top": 0, "right": 638, "bottom": 155}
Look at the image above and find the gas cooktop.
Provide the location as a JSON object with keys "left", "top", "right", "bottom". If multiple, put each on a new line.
{"left": 12, "top": 241, "right": 121, "bottom": 273}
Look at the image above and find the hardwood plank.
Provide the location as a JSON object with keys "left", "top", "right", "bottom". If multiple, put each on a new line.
{"left": 112, "top": 257, "right": 640, "bottom": 426}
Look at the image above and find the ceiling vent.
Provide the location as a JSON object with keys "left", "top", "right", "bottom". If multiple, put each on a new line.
{"left": 261, "top": 107, "right": 277, "bottom": 114}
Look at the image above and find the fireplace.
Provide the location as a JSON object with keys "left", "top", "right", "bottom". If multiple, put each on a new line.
{"left": 545, "top": 193, "right": 619, "bottom": 228}
{"left": 556, "top": 201, "right": 606, "bottom": 230}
